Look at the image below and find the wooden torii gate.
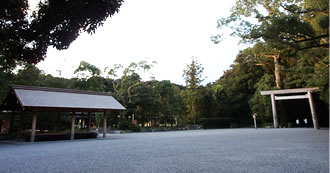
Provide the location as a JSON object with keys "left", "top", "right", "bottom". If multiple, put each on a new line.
{"left": 260, "top": 88, "right": 319, "bottom": 129}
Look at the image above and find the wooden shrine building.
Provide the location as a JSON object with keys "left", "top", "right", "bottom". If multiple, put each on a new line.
{"left": 0, "top": 85, "right": 126, "bottom": 142}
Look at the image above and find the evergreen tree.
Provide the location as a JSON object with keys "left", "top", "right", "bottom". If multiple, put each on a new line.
{"left": 182, "top": 57, "right": 205, "bottom": 124}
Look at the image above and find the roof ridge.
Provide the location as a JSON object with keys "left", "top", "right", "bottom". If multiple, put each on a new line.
{"left": 11, "top": 85, "right": 112, "bottom": 96}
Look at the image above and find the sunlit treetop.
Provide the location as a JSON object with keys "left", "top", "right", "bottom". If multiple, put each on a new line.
{"left": 212, "top": 0, "right": 328, "bottom": 51}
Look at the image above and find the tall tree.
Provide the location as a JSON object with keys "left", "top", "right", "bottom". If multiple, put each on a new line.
{"left": 182, "top": 57, "right": 205, "bottom": 124}
{"left": 183, "top": 57, "right": 204, "bottom": 90}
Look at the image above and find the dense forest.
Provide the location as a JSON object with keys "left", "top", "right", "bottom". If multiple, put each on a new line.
{"left": 0, "top": 0, "right": 328, "bottom": 130}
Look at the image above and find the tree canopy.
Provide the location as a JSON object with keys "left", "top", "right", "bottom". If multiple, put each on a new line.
{"left": 0, "top": 0, "right": 123, "bottom": 69}
{"left": 212, "top": 0, "right": 328, "bottom": 50}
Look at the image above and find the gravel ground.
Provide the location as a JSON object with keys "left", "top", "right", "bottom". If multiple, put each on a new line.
{"left": 0, "top": 128, "right": 328, "bottom": 173}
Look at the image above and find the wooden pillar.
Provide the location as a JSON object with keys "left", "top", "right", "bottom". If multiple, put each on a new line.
{"left": 70, "top": 112, "right": 76, "bottom": 140}
{"left": 30, "top": 112, "right": 37, "bottom": 142}
{"left": 56, "top": 112, "right": 61, "bottom": 132}
{"left": 9, "top": 111, "right": 15, "bottom": 135}
{"left": 271, "top": 94, "right": 279, "bottom": 128}
{"left": 0, "top": 120, "right": 3, "bottom": 133}
{"left": 87, "top": 112, "right": 91, "bottom": 132}
{"left": 103, "top": 111, "right": 107, "bottom": 138}
{"left": 307, "top": 91, "right": 319, "bottom": 129}
{"left": 17, "top": 112, "right": 24, "bottom": 140}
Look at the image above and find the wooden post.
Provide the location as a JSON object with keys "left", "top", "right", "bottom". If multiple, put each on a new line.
{"left": 271, "top": 94, "right": 279, "bottom": 128}
{"left": 9, "top": 111, "right": 14, "bottom": 135}
{"left": 70, "top": 112, "right": 76, "bottom": 140}
{"left": 253, "top": 114, "right": 257, "bottom": 129}
{"left": 17, "top": 112, "right": 24, "bottom": 140}
{"left": 56, "top": 112, "right": 61, "bottom": 132}
{"left": 307, "top": 91, "right": 319, "bottom": 129}
{"left": 88, "top": 112, "right": 91, "bottom": 132}
{"left": 30, "top": 112, "right": 37, "bottom": 142}
{"left": 0, "top": 120, "right": 3, "bottom": 133}
{"left": 103, "top": 111, "right": 107, "bottom": 138}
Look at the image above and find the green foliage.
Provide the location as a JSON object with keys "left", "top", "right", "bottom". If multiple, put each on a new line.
{"left": 183, "top": 57, "right": 204, "bottom": 90}
{"left": 72, "top": 61, "right": 105, "bottom": 91}
{"left": 213, "top": 48, "right": 265, "bottom": 119}
{"left": 0, "top": 0, "right": 31, "bottom": 67}
{"left": 211, "top": 0, "right": 328, "bottom": 127}
{"left": 74, "top": 61, "right": 101, "bottom": 78}
{"left": 155, "top": 80, "right": 185, "bottom": 126}
{"left": 0, "top": 0, "right": 123, "bottom": 68}
{"left": 182, "top": 57, "right": 205, "bottom": 124}
{"left": 13, "top": 64, "right": 43, "bottom": 86}
{"left": 213, "top": 0, "right": 329, "bottom": 50}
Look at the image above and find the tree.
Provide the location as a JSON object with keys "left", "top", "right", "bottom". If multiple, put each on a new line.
{"left": 73, "top": 61, "right": 105, "bottom": 91}
{"left": 13, "top": 64, "right": 44, "bottom": 86}
{"left": 134, "top": 81, "right": 159, "bottom": 127}
{"left": 211, "top": 0, "right": 328, "bottom": 126}
{"left": 136, "top": 60, "right": 157, "bottom": 81}
{"left": 104, "top": 61, "right": 160, "bottom": 127}
{"left": 0, "top": 0, "right": 123, "bottom": 68}
{"left": 74, "top": 61, "right": 101, "bottom": 78}
{"left": 155, "top": 80, "right": 185, "bottom": 126}
{"left": 212, "top": 0, "right": 328, "bottom": 50}
{"left": 183, "top": 57, "right": 205, "bottom": 90}
{"left": 0, "top": 0, "right": 31, "bottom": 69}
{"left": 182, "top": 57, "right": 205, "bottom": 124}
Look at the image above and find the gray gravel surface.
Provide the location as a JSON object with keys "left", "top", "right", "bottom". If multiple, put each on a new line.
{"left": 0, "top": 128, "right": 328, "bottom": 173}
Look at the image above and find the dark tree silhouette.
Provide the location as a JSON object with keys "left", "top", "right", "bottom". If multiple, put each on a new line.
{"left": 0, "top": 0, "right": 123, "bottom": 68}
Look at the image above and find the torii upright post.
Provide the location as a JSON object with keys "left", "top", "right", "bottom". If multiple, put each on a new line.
{"left": 307, "top": 91, "right": 319, "bottom": 129}
{"left": 271, "top": 94, "right": 279, "bottom": 128}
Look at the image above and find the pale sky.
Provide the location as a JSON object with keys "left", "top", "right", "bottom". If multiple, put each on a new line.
{"left": 33, "top": 0, "right": 248, "bottom": 85}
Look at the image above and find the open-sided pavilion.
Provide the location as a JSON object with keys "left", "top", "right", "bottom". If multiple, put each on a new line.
{"left": 0, "top": 85, "right": 126, "bottom": 142}
{"left": 261, "top": 88, "right": 319, "bottom": 129}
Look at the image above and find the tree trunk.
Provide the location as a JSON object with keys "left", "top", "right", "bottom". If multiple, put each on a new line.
{"left": 128, "top": 86, "right": 132, "bottom": 103}
{"left": 274, "top": 54, "right": 281, "bottom": 89}
{"left": 112, "top": 81, "right": 126, "bottom": 105}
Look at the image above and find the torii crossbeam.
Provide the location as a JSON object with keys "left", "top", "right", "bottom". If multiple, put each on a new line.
{"left": 260, "top": 88, "right": 319, "bottom": 129}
